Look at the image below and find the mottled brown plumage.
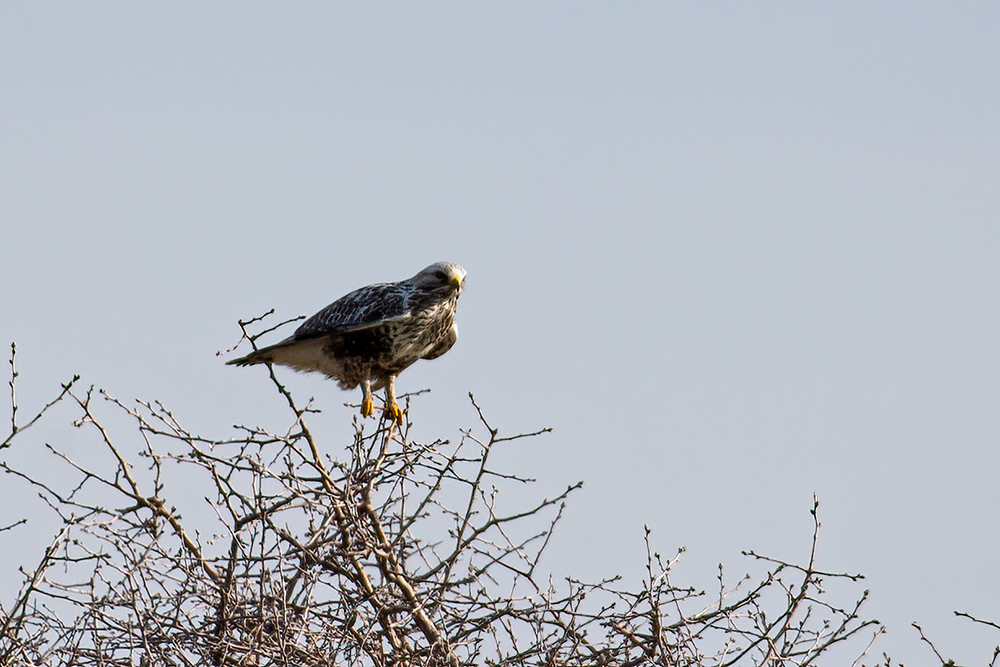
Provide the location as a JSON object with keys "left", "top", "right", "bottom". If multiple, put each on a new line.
{"left": 228, "top": 262, "right": 466, "bottom": 423}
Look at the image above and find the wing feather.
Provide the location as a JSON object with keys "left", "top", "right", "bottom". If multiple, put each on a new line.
{"left": 292, "top": 282, "right": 412, "bottom": 340}
{"left": 421, "top": 320, "right": 458, "bottom": 360}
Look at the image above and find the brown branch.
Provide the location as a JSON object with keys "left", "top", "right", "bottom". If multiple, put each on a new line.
{"left": 7, "top": 342, "right": 16, "bottom": 438}
{"left": 955, "top": 609, "right": 1000, "bottom": 632}
{"left": 0, "top": 320, "right": 888, "bottom": 666}
{"left": 2, "top": 369, "right": 79, "bottom": 450}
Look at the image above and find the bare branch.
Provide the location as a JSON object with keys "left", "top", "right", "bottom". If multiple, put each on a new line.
{"left": 7, "top": 342, "right": 15, "bottom": 437}
{"left": 2, "top": 360, "right": 79, "bottom": 450}
{"left": 0, "top": 322, "right": 905, "bottom": 666}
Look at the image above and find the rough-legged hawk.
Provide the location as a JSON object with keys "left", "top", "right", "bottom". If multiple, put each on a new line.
{"left": 228, "top": 262, "right": 466, "bottom": 423}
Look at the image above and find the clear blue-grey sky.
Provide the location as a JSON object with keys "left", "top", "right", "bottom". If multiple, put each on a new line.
{"left": 2, "top": 4, "right": 998, "bottom": 662}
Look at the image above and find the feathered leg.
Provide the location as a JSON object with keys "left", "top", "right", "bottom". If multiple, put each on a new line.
{"left": 360, "top": 379, "right": 374, "bottom": 418}
{"left": 383, "top": 375, "right": 403, "bottom": 424}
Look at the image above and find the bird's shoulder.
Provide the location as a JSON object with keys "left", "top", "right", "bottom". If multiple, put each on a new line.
{"left": 293, "top": 281, "right": 414, "bottom": 340}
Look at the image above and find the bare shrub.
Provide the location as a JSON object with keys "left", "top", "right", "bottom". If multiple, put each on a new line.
{"left": 0, "top": 331, "right": 907, "bottom": 666}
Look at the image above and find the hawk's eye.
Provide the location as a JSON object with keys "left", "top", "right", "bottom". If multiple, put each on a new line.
{"left": 433, "top": 270, "right": 449, "bottom": 281}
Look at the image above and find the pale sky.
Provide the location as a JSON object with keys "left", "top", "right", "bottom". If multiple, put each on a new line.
{"left": 2, "top": 4, "right": 998, "bottom": 663}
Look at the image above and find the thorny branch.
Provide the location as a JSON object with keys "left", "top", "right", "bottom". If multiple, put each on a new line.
{"left": 3, "top": 341, "right": 79, "bottom": 450}
{"left": 4, "top": 323, "right": 964, "bottom": 666}
{"left": 7, "top": 343, "right": 14, "bottom": 438}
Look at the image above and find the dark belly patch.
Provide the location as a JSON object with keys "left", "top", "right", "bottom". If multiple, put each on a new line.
{"left": 324, "top": 328, "right": 394, "bottom": 362}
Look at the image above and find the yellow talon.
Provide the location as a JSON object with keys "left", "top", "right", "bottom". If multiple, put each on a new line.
{"left": 383, "top": 403, "right": 403, "bottom": 424}
{"left": 361, "top": 395, "right": 374, "bottom": 418}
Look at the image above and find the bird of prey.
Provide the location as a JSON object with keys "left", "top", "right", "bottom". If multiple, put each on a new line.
{"left": 228, "top": 262, "right": 466, "bottom": 423}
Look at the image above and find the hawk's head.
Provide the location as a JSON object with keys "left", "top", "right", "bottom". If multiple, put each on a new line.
{"left": 411, "top": 262, "right": 466, "bottom": 297}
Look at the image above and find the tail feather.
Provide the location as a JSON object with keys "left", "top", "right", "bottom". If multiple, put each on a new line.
{"left": 226, "top": 350, "right": 271, "bottom": 367}
{"left": 226, "top": 336, "right": 335, "bottom": 377}
{"left": 226, "top": 339, "right": 293, "bottom": 367}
